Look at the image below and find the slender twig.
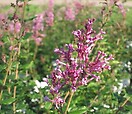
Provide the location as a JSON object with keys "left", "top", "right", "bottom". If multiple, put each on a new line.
{"left": 13, "top": 58, "right": 20, "bottom": 113}
{"left": 33, "top": 45, "right": 38, "bottom": 61}
{"left": 64, "top": 91, "right": 70, "bottom": 101}
{"left": 64, "top": 91, "right": 74, "bottom": 114}
{"left": 0, "top": 51, "right": 13, "bottom": 100}
{"left": 115, "top": 97, "right": 130, "bottom": 114}
{"left": 13, "top": 0, "right": 27, "bottom": 113}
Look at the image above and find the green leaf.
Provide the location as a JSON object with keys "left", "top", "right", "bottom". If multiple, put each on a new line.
{"left": 45, "top": 102, "right": 52, "bottom": 110}
{"left": 0, "top": 65, "right": 6, "bottom": 72}
{"left": 1, "top": 98, "right": 16, "bottom": 105}
{"left": 23, "top": 61, "right": 34, "bottom": 69}
{"left": 69, "top": 106, "right": 87, "bottom": 114}
{"left": 24, "top": 16, "right": 36, "bottom": 22}
{"left": 23, "top": 33, "right": 32, "bottom": 40}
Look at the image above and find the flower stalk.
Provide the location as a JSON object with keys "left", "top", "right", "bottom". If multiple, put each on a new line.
{"left": 64, "top": 91, "right": 74, "bottom": 114}
{"left": 13, "top": 0, "right": 28, "bottom": 113}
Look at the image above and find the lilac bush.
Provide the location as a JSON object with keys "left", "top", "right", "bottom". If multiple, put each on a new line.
{"left": 45, "top": 19, "right": 113, "bottom": 110}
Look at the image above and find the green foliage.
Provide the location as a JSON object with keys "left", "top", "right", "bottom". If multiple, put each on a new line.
{"left": 0, "top": 0, "right": 131, "bottom": 113}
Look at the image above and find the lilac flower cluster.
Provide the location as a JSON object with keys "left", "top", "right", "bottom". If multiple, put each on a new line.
{"left": 65, "top": 7, "right": 76, "bottom": 21}
{"left": 32, "top": 14, "right": 45, "bottom": 45}
{"left": 65, "top": 1, "right": 83, "bottom": 21}
{"left": 32, "top": 0, "right": 54, "bottom": 45}
{"left": 110, "top": 0, "right": 126, "bottom": 17}
{"left": 9, "top": 20, "right": 21, "bottom": 33}
{"left": 45, "top": 19, "right": 113, "bottom": 107}
{"left": 74, "top": 1, "right": 84, "bottom": 14}
{"left": 117, "top": 4, "right": 126, "bottom": 17}
{"left": 45, "top": 0, "right": 54, "bottom": 26}
{"left": 0, "top": 15, "right": 21, "bottom": 50}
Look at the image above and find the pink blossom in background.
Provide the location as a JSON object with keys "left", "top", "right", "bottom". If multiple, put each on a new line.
{"left": 110, "top": 0, "right": 114, "bottom": 4}
{"left": 9, "top": 45, "right": 19, "bottom": 51}
{"left": 32, "top": 14, "right": 45, "bottom": 45}
{"left": 34, "top": 37, "right": 42, "bottom": 46}
{"left": 110, "top": 0, "right": 119, "bottom": 4}
{"left": 48, "top": 0, "right": 54, "bottom": 10}
{"left": 32, "top": 35, "right": 43, "bottom": 46}
{"left": 65, "top": 7, "right": 76, "bottom": 21}
{"left": 74, "top": 1, "right": 83, "bottom": 10}
{"left": 15, "top": 21, "right": 21, "bottom": 33}
{"left": 74, "top": 0, "right": 83, "bottom": 14}
{"left": 117, "top": 4, "right": 126, "bottom": 17}
{"left": 109, "top": 0, "right": 126, "bottom": 17}
{"left": 9, "top": 22, "right": 14, "bottom": 32}
{"left": 44, "top": 0, "right": 54, "bottom": 26}
{"left": 33, "top": 14, "right": 44, "bottom": 32}
{"left": 45, "top": 11, "right": 54, "bottom": 26}
{"left": 9, "top": 21, "right": 21, "bottom": 33}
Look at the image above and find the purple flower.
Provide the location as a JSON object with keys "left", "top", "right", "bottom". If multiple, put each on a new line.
{"left": 52, "top": 96, "right": 65, "bottom": 108}
{"left": 72, "top": 30, "right": 82, "bottom": 40}
{"left": 51, "top": 19, "right": 112, "bottom": 90}
{"left": 88, "top": 51, "right": 113, "bottom": 73}
{"left": 44, "top": 96, "right": 51, "bottom": 102}
{"left": 46, "top": 18, "right": 113, "bottom": 108}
